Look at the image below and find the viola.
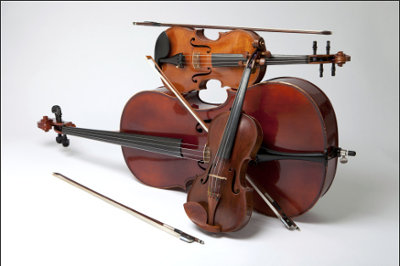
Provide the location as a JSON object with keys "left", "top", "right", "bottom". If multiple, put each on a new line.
{"left": 38, "top": 77, "right": 354, "bottom": 219}
{"left": 183, "top": 51, "right": 262, "bottom": 232}
{"left": 154, "top": 26, "right": 350, "bottom": 93}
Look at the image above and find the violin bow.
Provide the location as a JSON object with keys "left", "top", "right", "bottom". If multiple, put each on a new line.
{"left": 133, "top": 21, "right": 332, "bottom": 35}
{"left": 145, "top": 55, "right": 209, "bottom": 132}
{"left": 145, "top": 55, "right": 300, "bottom": 231}
{"left": 52, "top": 172, "right": 204, "bottom": 244}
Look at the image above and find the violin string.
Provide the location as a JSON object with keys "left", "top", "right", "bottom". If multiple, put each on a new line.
{"left": 208, "top": 72, "right": 245, "bottom": 194}
{"left": 212, "top": 60, "right": 253, "bottom": 195}
{"left": 208, "top": 76, "right": 244, "bottom": 194}
{"left": 183, "top": 54, "right": 309, "bottom": 59}
{"left": 174, "top": 59, "right": 310, "bottom": 68}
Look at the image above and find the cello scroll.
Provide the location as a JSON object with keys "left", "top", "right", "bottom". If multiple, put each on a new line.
{"left": 38, "top": 106, "right": 76, "bottom": 147}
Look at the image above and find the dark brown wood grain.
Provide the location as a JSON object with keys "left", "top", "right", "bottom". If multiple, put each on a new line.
{"left": 120, "top": 77, "right": 338, "bottom": 218}
{"left": 185, "top": 113, "right": 262, "bottom": 232}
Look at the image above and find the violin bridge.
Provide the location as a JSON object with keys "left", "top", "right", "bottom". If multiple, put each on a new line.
{"left": 208, "top": 174, "right": 227, "bottom": 180}
{"left": 192, "top": 53, "right": 200, "bottom": 69}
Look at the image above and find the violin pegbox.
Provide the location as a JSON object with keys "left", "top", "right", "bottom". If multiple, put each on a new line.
{"left": 37, "top": 106, "right": 76, "bottom": 147}
{"left": 310, "top": 41, "right": 351, "bottom": 77}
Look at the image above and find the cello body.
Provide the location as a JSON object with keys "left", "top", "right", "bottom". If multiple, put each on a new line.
{"left": 244, "top": 77, "right": 338, "bottom": 217}
{"left": 120, "top": 77, "right": 338, "bottom": 217}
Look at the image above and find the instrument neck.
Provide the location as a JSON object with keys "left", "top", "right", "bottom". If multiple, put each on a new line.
{"left": 216, "top": 66, "right": 253, "bottom": 160}
{"left": 212, "top": 54, "right": 313, "bottom": 67}
{"left": 62, "top": 126, "right": 183, "bottom": 158}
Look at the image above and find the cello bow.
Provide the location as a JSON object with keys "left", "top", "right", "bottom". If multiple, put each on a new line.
{"left": 52, "top": 172, "right": 204, "bottom": 244}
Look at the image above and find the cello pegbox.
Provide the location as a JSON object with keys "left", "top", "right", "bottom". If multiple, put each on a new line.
{"left": 38, "top": 116, "right": 54, "bottom": 132}
{"left": 37, "top": 107, "right": 76, "bottom": 146}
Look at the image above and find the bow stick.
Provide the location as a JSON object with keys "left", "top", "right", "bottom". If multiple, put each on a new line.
{"left": 52, "top": 172, "right": 204, "bottom": 244}
{"left": 145, "top": 55, "right": 209, "bottom": 132}
{"left": 145, "top": 56, "right": 300, "bottom": 231}
{"left": 133, "top": 21, "right": 332, "bottom": 35}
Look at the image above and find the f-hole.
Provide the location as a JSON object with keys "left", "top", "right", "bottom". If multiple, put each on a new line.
{"left": 192, "top": 68, "right": 212, "bottom": 83}
{"left": 201, "top": 164, "right": 214, "bottom": 185}
{"left": 190, "top": 38, "right": 211, "bottom": 53}
{"left": 230, "top": 167, "right": 239, "bottom": 194}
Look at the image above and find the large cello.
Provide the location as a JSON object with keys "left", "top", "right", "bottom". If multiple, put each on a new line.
{"left": 38, "top": 76, "right": 354, "bottom": 218}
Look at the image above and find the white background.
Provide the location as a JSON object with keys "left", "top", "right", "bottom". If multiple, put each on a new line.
{"left": 2, "top": 2, "right": 398, "bottom": 266}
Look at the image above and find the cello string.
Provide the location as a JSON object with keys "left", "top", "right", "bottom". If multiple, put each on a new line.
{"left": 64, "top": 130, "right": 208, "bottom": 159}
{"left": 64, "top": 127, "right": 209, "bottom": 160}
{"left": 64, "top": 126, "right": 206, "bottom": 149}
{"left": 64, "top": 129, "right": 207, "bottom": 162}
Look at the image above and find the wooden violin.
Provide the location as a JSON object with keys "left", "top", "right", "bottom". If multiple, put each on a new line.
{"left": 154, "top": 26, "right": 350, "bottom": 93}
{"left": 183, "top": 51, "right": 262, "bottom": 232}
{"left": 154, "top": 26, "right": 267, "bottom": 93}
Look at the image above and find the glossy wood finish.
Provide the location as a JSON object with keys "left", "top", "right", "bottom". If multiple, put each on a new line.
{"left": 244, "top": 78, "right": 338, "bottom": 217}
{"left": 160, "top": 26, "right": 266, "bottom": 93}
{"left": 184, "top": 112, "right": 262, "bottom": 232}
{"left": 120, "top": 77, "right": 338, "bottom": 217}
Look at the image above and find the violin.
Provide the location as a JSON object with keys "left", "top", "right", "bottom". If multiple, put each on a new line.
{"left": 154, "top": 26, "right": 350, "bottom": 93}
{"left": 183, "top": 51, "right": 263, "bottom": 232}
{"left": 38, "top": 77, "right": 355, "bottom": 219}
{"left": 155, "top": 26, "right": 267, "bottom": 93}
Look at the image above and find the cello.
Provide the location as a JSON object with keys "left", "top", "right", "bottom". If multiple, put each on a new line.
{"left": 38, "top": 76, "right": 355, "bottom": 219}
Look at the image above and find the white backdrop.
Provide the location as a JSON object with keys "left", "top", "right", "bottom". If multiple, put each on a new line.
{"left": 2, "top": 2, "right": 399, "bottom": 266}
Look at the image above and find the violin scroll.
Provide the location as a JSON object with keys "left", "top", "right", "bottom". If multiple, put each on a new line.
{"left": 334, "top": 51, "right": 351, "bottom": 67}
{"left": 309, "top": 41, "right": 351, "bottom": 77}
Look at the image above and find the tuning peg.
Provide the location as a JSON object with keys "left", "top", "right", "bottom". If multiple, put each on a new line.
{"left": 312, "top": 41, "right": 317, "bottom": 55}
{"left": 331, "top": 63, "right": 336, "bottom": 76}
{"left": 319, "top": 64, "right": 323, "bottom": 78}
{"left": 56, "top": 133, "right": 63, "bottom": 144}
{"left": 326, "top": 41, "right": 331, "bottom": 55}
{"left": 61, "top": 135, "right": 70, "bottom": 147}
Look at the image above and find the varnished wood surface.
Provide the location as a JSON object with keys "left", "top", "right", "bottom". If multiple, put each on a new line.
{"left": 120, "top": 77, "right": 338, "bottom": 217}
{"left": 160, "top": 26, "right": 266, "bottom": 93}
{"left": 185, "top": 113, "right": 262, "bottom": 232}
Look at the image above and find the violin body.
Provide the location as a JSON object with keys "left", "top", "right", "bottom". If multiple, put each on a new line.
{"left": 156, "top": 26, "right": 266, "bottom": 93}
{"left": 183, "top": 113, "right": 262, "bottom": 232}
{"left": 120, "top": 77, "right": 338, "bottom": 218}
